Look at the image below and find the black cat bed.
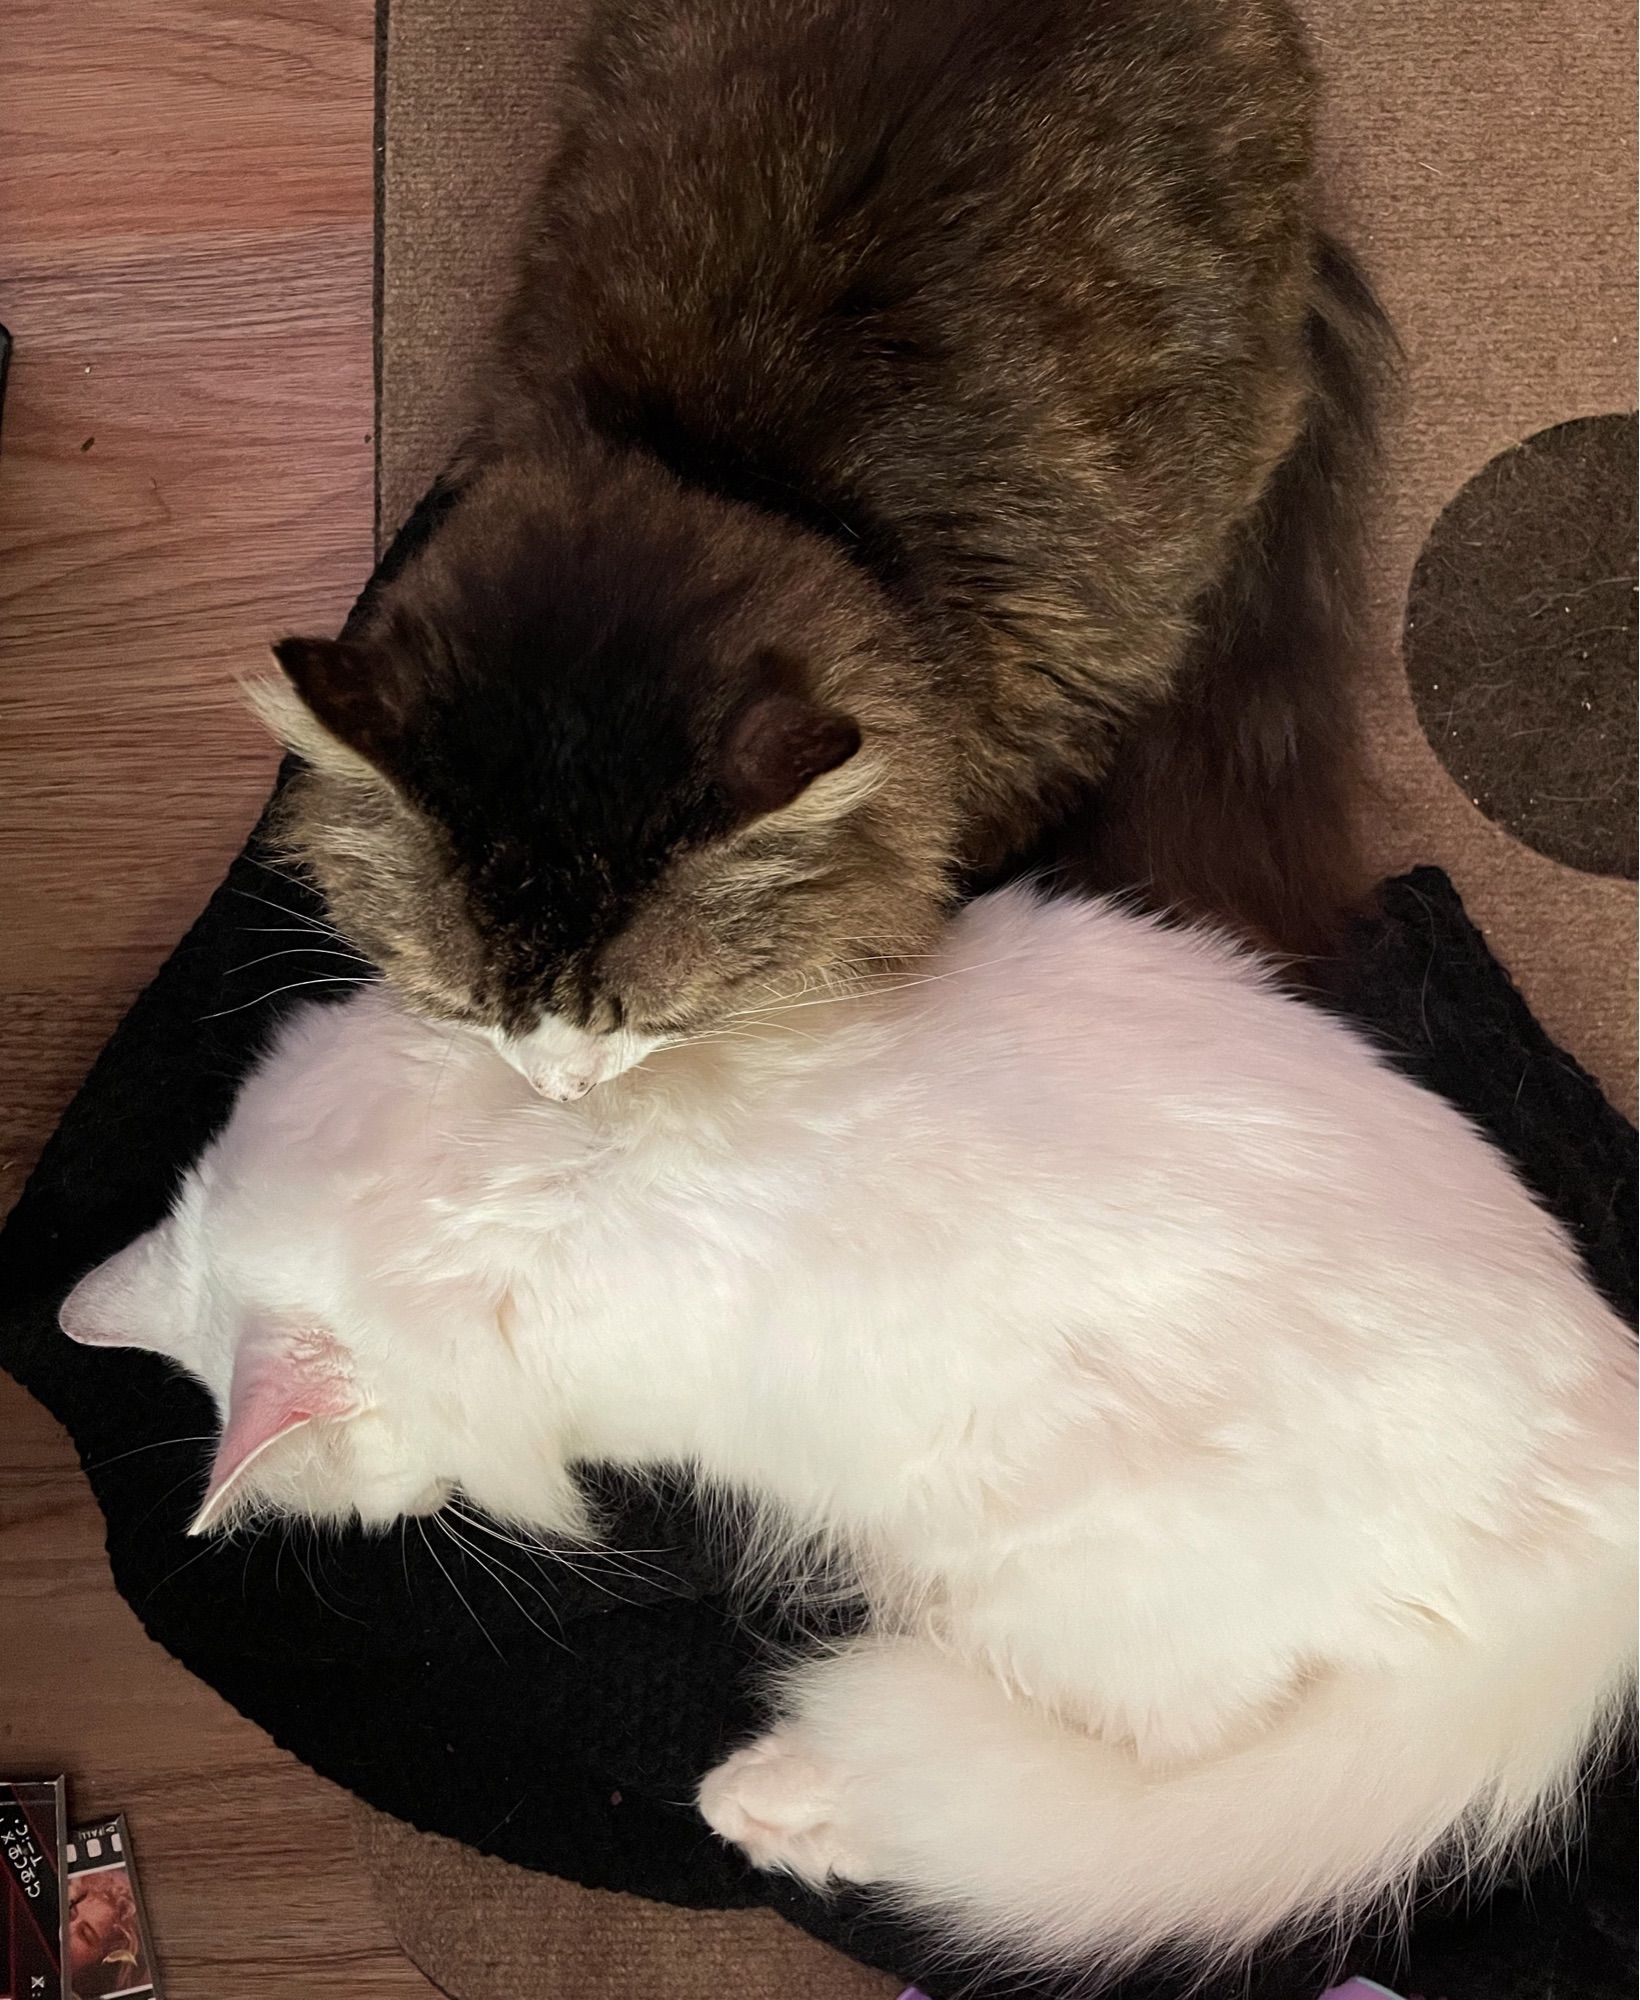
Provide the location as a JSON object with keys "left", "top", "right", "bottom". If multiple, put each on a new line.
{"left": 3, "top": 494, "right": 1634, "bottom": 2000}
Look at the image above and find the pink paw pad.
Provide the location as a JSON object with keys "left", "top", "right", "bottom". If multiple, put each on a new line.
{"left": 697, "top": 1730, "right": 869, "bottom": 1884}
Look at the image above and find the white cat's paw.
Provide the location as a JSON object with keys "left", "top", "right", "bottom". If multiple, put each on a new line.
{"left": 697, "top": 1729, "right": 871, "bottom": 1885}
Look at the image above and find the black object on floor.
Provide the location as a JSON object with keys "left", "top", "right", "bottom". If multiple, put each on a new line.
{"left": 1, "top": 494, "right": 1633, "bottom": 2000}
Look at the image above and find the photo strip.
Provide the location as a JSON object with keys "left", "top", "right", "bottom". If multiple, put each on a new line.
{"left": 64, "top": 1821, "right": 159, "bottom": 2000}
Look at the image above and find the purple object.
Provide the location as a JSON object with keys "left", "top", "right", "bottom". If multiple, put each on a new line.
{"left": 899, "top": 1986, "right": 1402, "bottom": 2000}
{"left": 894, "top": 1985, "right": 1404, "bottom": 1999}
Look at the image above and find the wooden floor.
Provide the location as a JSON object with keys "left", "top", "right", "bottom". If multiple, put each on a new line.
{"left": 1, "top": 2, "right": 431, "bottom": 1991}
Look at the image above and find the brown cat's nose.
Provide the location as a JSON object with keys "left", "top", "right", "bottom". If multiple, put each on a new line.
{"left": 529, "top": 1067, "right": 595, "bottom": 1102}
{"left": 492, "top": 1021, "right": 660, "bottom": 1099}
{"left": 500, "top": 1040, "right": 598, "bottom": 1099}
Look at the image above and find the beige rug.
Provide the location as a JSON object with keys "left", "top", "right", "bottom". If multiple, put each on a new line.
{"left": 360, "top": 0, "right": 1637, "bottom": 1990}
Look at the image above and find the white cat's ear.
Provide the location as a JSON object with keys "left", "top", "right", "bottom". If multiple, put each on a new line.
{"left": 60, "top": 1225, "right": 185, "bottom": 1354}
{"left": 188, "top": 1327, "right": 360, "bottom": 1537}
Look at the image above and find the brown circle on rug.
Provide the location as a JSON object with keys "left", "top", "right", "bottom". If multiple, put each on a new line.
{"left": 1404, "top": 413, "right": 1638, "bottom": 878}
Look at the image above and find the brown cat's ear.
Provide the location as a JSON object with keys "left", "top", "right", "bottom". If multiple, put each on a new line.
{"left": 722, "top": 691, "right": 862, "bottom": 819}
{"left": 272, "top": 636, "right": 419, "bottom": 774}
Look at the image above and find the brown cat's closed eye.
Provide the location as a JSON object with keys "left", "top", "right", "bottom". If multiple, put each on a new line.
{"left": 258, "top": 0, "right": 1388, "bottom": 1089}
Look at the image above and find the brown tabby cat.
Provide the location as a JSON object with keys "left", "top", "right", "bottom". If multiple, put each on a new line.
{"left": 259, "top": 0, "right": 1386, "bottom": 1094}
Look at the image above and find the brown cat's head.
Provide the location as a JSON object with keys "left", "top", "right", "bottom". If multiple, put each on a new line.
{"left": 256, "top": 456, "right": 954, "bottom": 1096}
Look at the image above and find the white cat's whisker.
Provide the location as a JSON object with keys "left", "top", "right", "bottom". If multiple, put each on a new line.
{"left": 149, "top": 1528, "right": 239, "bottom": 1599}
{"left": 416, "top": 1516, "right": 506, "bottom": 1660}
{"left": 286, "top": 1521, "right": 363, "bottom": 1627}
{"left": 446, "top": 1500, "right": 679, "bottom": 1595}
{"left": 86, "top": 1433, "right": 218, "bottom": 1472}
{"left": 134, "top": 1468, "right": 224, "bottom": 1537}
{"left": 433, "top": 1510, "right": 569, "bottom": 1650}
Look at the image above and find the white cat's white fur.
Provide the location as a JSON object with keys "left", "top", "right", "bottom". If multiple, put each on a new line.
{"left": 61, "top": 888, "right": 1636, "bottom": 1972}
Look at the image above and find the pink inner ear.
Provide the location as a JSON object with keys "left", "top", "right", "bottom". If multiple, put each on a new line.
{"left": 723, "top": 691, "right": 861, "bottom": 818}
{"left": 188, "top": 1331, "right": 359, "bottom": 1536}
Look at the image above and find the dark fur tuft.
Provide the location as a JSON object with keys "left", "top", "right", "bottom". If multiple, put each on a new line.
{"left": 1064, "top": 237, "right": 1395, "bottom": 962}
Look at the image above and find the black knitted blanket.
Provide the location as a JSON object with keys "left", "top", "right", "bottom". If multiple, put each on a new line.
{"left": 2, "top": 492, "right": 1633, "bottom": 1999}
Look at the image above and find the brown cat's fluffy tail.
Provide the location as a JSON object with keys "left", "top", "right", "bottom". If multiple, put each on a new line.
{"left": 1079, "top": 236, "right": 1394, "bottom": 963}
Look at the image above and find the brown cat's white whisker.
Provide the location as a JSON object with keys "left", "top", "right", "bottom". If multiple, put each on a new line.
{"left": 222, "top": 946, "right": 374, "bottom": 980}
{"left": 228, "top": 885, "right": 352, "bottom": 942}
{"left": 199, "top": 972, "right": 379, "bottom": 1023}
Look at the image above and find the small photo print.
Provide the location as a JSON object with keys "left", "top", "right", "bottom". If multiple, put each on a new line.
{"left": 64, "top": 1820, "right": 159, "bottom": 2000}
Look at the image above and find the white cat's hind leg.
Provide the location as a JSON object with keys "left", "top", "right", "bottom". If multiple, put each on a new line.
{"left": 696, "top": 1726, "right": 871, "bottom": 1884}
{"left": 697, "top": 1634, "right": 1025, "bottom": 1892}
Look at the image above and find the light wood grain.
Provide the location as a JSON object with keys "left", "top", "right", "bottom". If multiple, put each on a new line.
{"left": 1, "top": 0, "right": 377, "bottom": 1211}
{"left": 1, "top": 3, "right": 431, "bottom": 1992}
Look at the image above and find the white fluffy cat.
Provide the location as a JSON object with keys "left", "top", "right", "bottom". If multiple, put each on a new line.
{"left": 61, "top": 887, "right": 1636, "bottom": 1973}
